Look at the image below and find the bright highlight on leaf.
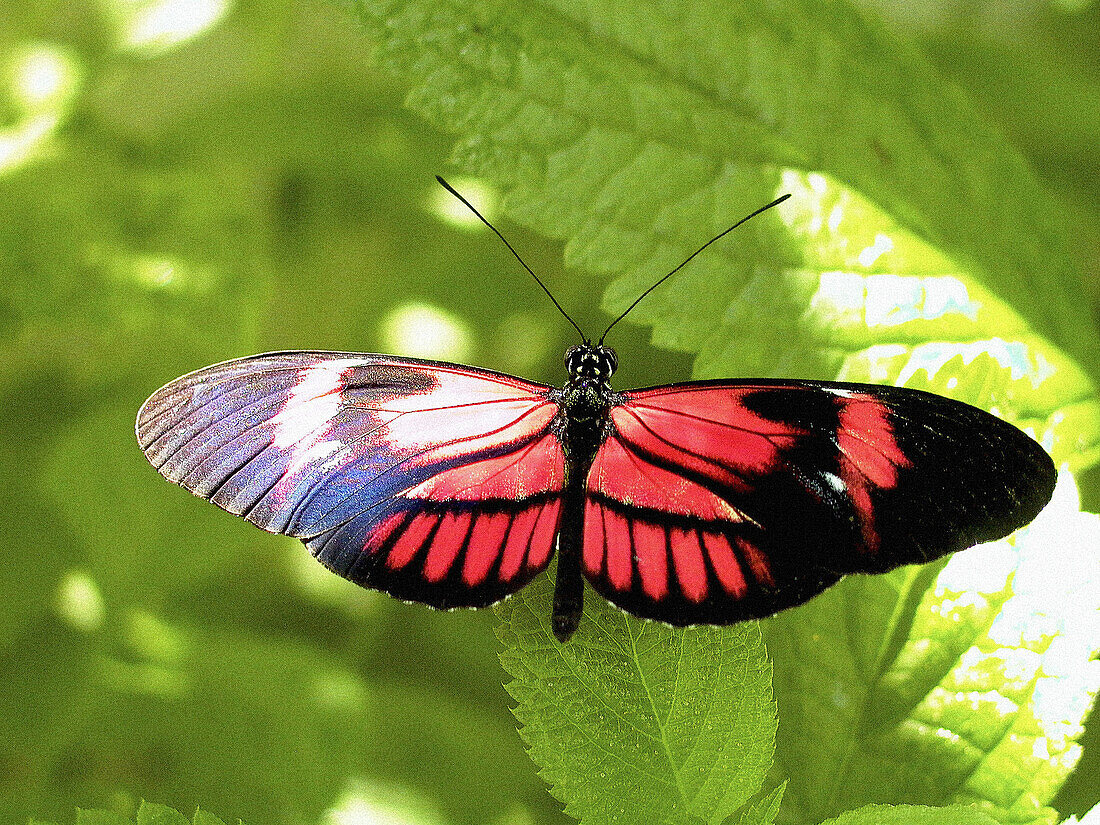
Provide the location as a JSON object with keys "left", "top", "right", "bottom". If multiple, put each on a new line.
{"left": 9, "top": 45, "right": 76, "bottom": 110}
{"left": 105, "top": 250, "right": 216, "bottom": 294}
{"left": 813, "top": 273, "right": 980, "bottom": 330}
{"left": 379, "top": 302, "right": 473, "bottom": 361}
{"left": 132, "top": 257, "right": 178, "bottom": 289}
{"left": 856, "top": 234, "right": 895, "bottom": 268}
{"left": 111, "top": 0, "right": 234, "bottom": 56}
{"left": 0, "top": 112, "right": 59, "bottom": 174}
{"left": 426, "top": 177, "right": 500, "bottom": 230}
{"left": 818, "top": 804, "right": 1001, "bottom": 825}
{"left": 0, "top": 43, "right": 80, "bottom": 175}
{"left": 769, "top": 473, "right": 1099, "bottom": 824}
{"left": 54, "top": 570, "right": 105, "bottom": 632}
{"left": 325, "top": 778, "right": 448, "bottom": 825}
{"left": 765, "top": 170, "right": 1098, "bottom": 471}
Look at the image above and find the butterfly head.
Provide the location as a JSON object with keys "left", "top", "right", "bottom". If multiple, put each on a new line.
{"left": 565, "top": 344, "right": 618, "bottom": 383}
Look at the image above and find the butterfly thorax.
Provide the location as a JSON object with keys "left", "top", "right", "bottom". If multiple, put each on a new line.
{"left": 551, "top": 344, "right": 620, "bottom": 468}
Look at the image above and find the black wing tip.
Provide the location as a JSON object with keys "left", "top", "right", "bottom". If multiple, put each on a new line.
{"left": 967, "top": 413, "right": 1058, "bottom": 534}
{"left": 1007, "top": 437, "right": 1058, "bottom": 530}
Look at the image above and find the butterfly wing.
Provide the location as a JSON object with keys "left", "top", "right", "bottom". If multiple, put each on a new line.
{"left": 582, "top": 380, "right": 1055, "bottom": 625}
{"left": 137, "top": 352, "right": 565, "bottom": 608}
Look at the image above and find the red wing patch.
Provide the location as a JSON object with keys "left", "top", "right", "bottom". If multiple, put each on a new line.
{"left": 315, "top": 493, "right": 563, "bottom": 606}
{"left": 587, "top": 436, "right": 748, "bottom": 523}
{"left": 580, "top": 493, "right": 810, "bottom": 624}
{"left": 608, "top": 391, "right": 802, "bottom": 493}
{"left": 581, "top": 426, "right": 790, "bottom": 619}
{"left": 831, "top": 390, "right": 911, "bottom": 552}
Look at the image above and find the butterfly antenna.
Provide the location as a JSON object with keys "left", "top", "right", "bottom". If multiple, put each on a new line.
{"left": 598, "top": 193, "right": 792, "bottom": 344}
{"left": 436, "top": 176, "right": 587, "bottom": 343}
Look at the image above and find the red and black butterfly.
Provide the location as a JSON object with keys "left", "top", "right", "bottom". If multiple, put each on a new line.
{"left": 136, "top": 181, "right": 1056, "bottom": 642}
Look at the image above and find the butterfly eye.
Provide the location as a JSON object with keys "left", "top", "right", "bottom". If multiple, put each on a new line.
{"left": 564, "top": 345, "right": 584, "bottom": 375}
{"left": 598, "top": 346, "right": 618, "bottom": 377}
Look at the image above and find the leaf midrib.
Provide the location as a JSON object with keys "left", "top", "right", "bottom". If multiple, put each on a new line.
{"left": 629, "top": 621, "right": 695, "bottom": 815}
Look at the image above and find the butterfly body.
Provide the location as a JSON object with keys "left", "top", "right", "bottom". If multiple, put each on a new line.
{"left": 549, "top": 344, "right": 620, "bottom": 639}
{"left": 138, "top": 344, "right": 1055, "bottom": 642}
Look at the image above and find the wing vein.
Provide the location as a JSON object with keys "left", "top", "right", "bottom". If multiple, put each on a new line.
{"left": 293, "top": 403, "right": 559, "bottom": 536}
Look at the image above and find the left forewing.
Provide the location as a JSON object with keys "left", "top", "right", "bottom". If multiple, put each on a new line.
{"left": 138, "top": 351, "right": 567, "bottom": 608}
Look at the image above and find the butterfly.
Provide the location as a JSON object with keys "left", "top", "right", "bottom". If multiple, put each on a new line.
{"left": 136, "top": 180, "right": 1056, "bottom": 642}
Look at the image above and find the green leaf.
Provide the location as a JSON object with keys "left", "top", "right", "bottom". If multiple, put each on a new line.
{"left": 496, "top": 573, "right": 776, "bottom": 825}
{"left": 30, "top": 805, "right": 233, "bottom": 825}
{"left": 74, "top": 813, "right": 131, "bottom": 825}
{"left": 737, "top": 784, "right": 787, "bottom": 825}
{"left": 334, "top": 4, "right": 1099, "bottom": 820}
{"left": 817, "top": 805, "right": 1001, "bottom": 825}
{"left": 341, "top": 0, "right": 1100, "bottom": 470}
{"left": 768, "top": 474, "right": 1100, "bottom": 824}
{"left": 135, "top": 803, "right": 189, "bottom": 825}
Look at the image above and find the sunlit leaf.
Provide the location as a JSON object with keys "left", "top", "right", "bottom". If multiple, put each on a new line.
{"left": 768, "top": 474, "right": 1100, "bottom": 824}
{"left": 335, "top": 3, "right": 1100, "bottom": 822}
{"left": 737, "top": 783, "right": 787, "bottom": 825}
{"left": 731, "top": 173, "right": 1096, "bottom": 473}
{"left": 817, "top": 805, "right": 1000, "bottom": 825}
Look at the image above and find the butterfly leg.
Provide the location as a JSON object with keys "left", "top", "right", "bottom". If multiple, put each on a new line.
{"left": 552, "top": 484, "right": 586, "bottom": 642}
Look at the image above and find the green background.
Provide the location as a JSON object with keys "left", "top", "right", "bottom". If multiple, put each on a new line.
{"left": 1, "top": 1, "right": 1098, "bottom": 824}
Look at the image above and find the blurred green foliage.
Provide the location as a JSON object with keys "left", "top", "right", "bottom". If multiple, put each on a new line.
{"left": 33, "top": 800, "right": 237, "bottom": 825}
{"left": 1, "top": 1, "right": 1099, "bottom": 824}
